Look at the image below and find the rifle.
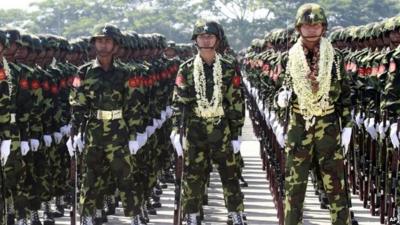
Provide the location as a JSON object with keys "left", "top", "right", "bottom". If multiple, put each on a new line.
{"left": 0, "top": 149, "right": 7, "bottom": 225}
{"left": 380, "top": 110, "right": 388, "bottom": 224}
{"left": 388, "top": 118, "right": 400, "bottom": 225}
{"left": 173, "top": 107, "right": 186, "bottom": 225}
{"left": 69, "top": 127, "right": 79, "bottom": 225}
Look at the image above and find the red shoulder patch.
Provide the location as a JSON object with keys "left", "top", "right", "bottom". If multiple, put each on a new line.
{"left": 0, "top": 69, "right": 6, "bottom": 80}
{"left": 42, "top": 80, "right": 50, "bottom": 91}
{"left": 72, "top": 76, "right": 81, "bottom": 88}
{"left": 31, "top": 80, "right": 41, "bottom": 90}
{"left": 378, "top": 64, "right": 386, "bottom": 74}
{"left": 128, "top": 77, "right": 140, "bottom": 88}
{"left": 19, "top": 79, "right": 29, "bottom": 90}
{"left": 389, "top": 60, "right": 397, "bottom": 73}
{"left": 51, "top": 84, "right": 59, "bottom": 94}
{"left": 59, "top": 79, "right": 67, "bottom": 88}
{"left": 232, "top": 75, "right": 241, "bottom": 88}
{"left": 175, "top": 74, "right": 185, "bottom": 86}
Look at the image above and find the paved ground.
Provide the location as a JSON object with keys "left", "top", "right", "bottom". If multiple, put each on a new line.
{"left": 52, "top": 111, "right": 381, "bottom": 224}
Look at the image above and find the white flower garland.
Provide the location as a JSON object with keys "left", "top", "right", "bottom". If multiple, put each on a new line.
{"left": 288, "top": 37, "right": 334, "bottom": 129}
{"left": 193, "top": 53, "right": 224, "bottom": 119}
{"left": 3, "top": 57, "right": 12, "bottom": 97}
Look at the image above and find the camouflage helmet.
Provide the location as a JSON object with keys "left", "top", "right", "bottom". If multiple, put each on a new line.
{"left": 90, "top": 23, "right": 122, "bottom": 44}
{"left": 30, "top": 35, "right": 42, "bottom": 52}
{"left": 16, "top": 33, "right": 33, "bottom": 49}
{"left": 192, "top": 19, "right": 222, "bottom": 40}
{"left": 295, "top": 3, "right": 328, "bottom": 28}
{"left": 0, "top": 29, "right": 10, "bottom": 48}
{"left": 4, "top": 29, "right": 21, "bottom": 44}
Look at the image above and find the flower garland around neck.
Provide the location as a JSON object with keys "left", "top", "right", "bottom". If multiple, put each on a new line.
{"left": 288, "top": 37, "right": 335, "bottom": 130}
{"left": 3, "top": 57, "right": 12, "bottom": 96}
{"left": 193, "top": 53, "right": 224, "bottom": 119}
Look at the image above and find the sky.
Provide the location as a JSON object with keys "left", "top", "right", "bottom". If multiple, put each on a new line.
{"left": 2, "top": 0, "right": 42, "bottom": 10}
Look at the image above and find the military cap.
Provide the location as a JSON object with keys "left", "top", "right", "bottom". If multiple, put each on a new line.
{"left": 16, "top": 33, "right": 33, "bottom": 48}
{"left": 4, "top": 29, "right": 21, "bottom": 44}
{"left": 90, "top": 23, "right": 122, "bottom": 44}
{"left": 192, "top": 19, "right": 222, "bottom": 40}
{"left": 295, "top": 3, "right": 328, "bottom": 27}
{"left": 0, "top": 29, "right": 10, "bottom": 47}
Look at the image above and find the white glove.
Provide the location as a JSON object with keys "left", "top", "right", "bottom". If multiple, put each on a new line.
{"left": 146, "top": 125, "right": 155, "bottom": 137}
{"left": 60, "top": 125, "right": 71, "bottom": 136}
{"left": 272, "top": 120, "right": 280, "bottom": 135}
{"left": 263, "top": 109, "right": 270, "bottom": 121}
{"left": 366, "top": 118, "right": 378, "bottom": 140}
{"left": 276, "top": 125, "right": 286, "bottom": 148}
{"left": 66, "top": 137, "right": 75, "bottom": 157}
{"left": 170, "top": 131, "right": 183, "bottom": 156}
{"left": 157, "top": 119, "right": 163, "bottom": 129}
{"left": 269, "top": 111, "right": 276, "bottom": 127}
{"left": 277, "top": 87, "right": 292, "bottom": 108}
{"left": 378, "top": 120, "right": 390, "bottom": 139}
{"left": 43, "top": 135, "right": 52, "bottom": 147}
{"left": 161, "top": 111, "right": 167, "bottom": 122}
{"left": 0, "top": 140, "right": 11, "bottom": 165}
{"left": 128, "top": 140, "right": 140, "bottom": 155}
{"left": 53, "top": 132, "right": 63, "bottom": 144}
{"left": 341, "top": 127, "right": 352, "bottom": 155}
{"left": 390, "top": 123, "right": 400, "bottom": 148}
{"left": 20, "top": 141, "right": 30, "bottom": 156}
{"left": 73, "top": 133, "right": 84, "bottom": 153}
{"left": 30, "top": 139, "right": 40, "bottom": 151}
{"left": 363, "top": 117, "right": 370, "bottom": 129}
{"left": 231, "top": 140, "right": 241, "bottom": 154}
{"left": 355, "top": 112, "right": 364, "bottom": 129}
{"left": 166, "top": 106, "right": 173, "bottom": 118}
{"left": 136, "top": 132, "right": 148, "bottom": 148}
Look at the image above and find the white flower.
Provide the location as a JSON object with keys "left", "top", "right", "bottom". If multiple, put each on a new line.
{"left": 193, "top": 53, "right": 225, "bottom": 119}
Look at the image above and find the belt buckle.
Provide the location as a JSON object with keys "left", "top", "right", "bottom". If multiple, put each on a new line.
{"left": 10, "top": 113, "right": 16, "bottom": 123}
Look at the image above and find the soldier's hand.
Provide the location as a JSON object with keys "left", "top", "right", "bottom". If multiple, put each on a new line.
{"left": 128, "top": 140, "right": 140, "bottom": 155}
{"left": 1, "top": 139, "right": 11, "bottom": 166}
{"left": 53, "top": 132, "right": 63, "bottom": 144}
{"left": 341, "top": 127, "right": 352, "bottom": 155}
{"left": 30, "top": 139, "right": 40, "bottom": 151}
{"left": 390, "top": 123, "right": 400, "bottom": 148}
{"left": 20, "top": 141, "right": 30, "bottom": 156}
{"left": 66, "top": 137, "right": 76, "bottom": 157}
{"left": 43, "top": 134, "right": 53, "bottom": 147}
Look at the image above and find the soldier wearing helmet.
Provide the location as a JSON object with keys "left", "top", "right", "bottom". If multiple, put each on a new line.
{"left": 67, "top": 23, "right": 142, "bottom": 225}
{"left": 170, "top": 19, "right": 245, "bottom": 225}
{"left": 278, "top": 3, "right": 353, "bottom": 225}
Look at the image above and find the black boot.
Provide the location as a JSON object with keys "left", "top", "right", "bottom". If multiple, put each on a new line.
{"left": 146, "top": 201, "right": 157, "bottom": 215}
{"left": 7, "top": 212, "right": 15, "bottom": 225}
{"left": 140, "top": 205, "right": 149, "bottom": 223}
{"left": 239, "top": 176, "right": 248, "bottom": 188}
{"left": 30, "top": 211, "right": 42, "bottom": 225}
{"left": 16, "top": 218, "right": 28, "bottom": 225}
{"left": 53, "top": 197, "right": 64, "bottom": 217}
{"left": 105, "top": 196, "right": 116, "bottom": 215}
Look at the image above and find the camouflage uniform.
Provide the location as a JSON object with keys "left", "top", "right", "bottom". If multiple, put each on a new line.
{"left": 171, "top": 21, "right": 245, "bottom": 219}
{"left": 69, "top": 24, "right": 140, "bottom": 219}
{"left": 282, "top": 4, "right": 352, "bottom": 225}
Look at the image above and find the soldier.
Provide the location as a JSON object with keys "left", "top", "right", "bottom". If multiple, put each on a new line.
{"left": 67, "top": 24, "right": 141, "bottom": 225}
{"left": 277, "top": 3, "right": 352, "bottom": 225}
{"left": 170, "top": 19, "right": 245, "bottom": 225}
{"left": 0, "top": 29, "right": 13, "bottom": 225}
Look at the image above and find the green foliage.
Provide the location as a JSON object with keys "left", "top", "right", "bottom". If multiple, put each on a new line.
{"left": 0, "top": 0, "right": 399, "bottom": 50}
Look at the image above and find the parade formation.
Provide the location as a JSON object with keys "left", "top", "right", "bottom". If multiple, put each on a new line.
{"left": 0, "top": 2, "right": 400, "bottom": 225}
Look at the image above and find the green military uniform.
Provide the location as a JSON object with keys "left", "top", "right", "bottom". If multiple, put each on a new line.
{"left": 171, "top": 21, "right": 245, "bottom": 223}
{"left": 282, "top": 4, "right": 352, "bottom": 225}
{"left": 69, "top": 24, "right": 140, "bottom": 221}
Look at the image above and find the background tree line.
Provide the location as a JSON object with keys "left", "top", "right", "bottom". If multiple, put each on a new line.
{"left": 0, "top": 0, "right": 399, "bottom": 51}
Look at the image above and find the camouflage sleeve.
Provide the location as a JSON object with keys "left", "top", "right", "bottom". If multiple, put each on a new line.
{"left": 41, "top": 75, "right": 55, "bottom": 135}
{"left": 336, "top": 52, "right": 353, "bottom": 128}
{"left": 0, "top": 70, "right": 11, "bottom": 140}
{"left": 124, "top": 70, "right": 145, "bottom": 140}
{"left": 224, "top": 61, "right": 245, "bottom": 140}
{"left": 381, "top": 54, "right": 400, "bottom": 122}
{"left": 69, "top": 66, "right": 90, "bottom": 133}
{"left": 51, "top": 77, "right": 62, "bottom": 132}
{"left": 171, "top": 64, "right": 192, "bottom": 133}
{"left": 16, "top": 73, "right": 32, "bottom": 141}
{"left": 29, "top": 71, "right": 44, "bottom": 139}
